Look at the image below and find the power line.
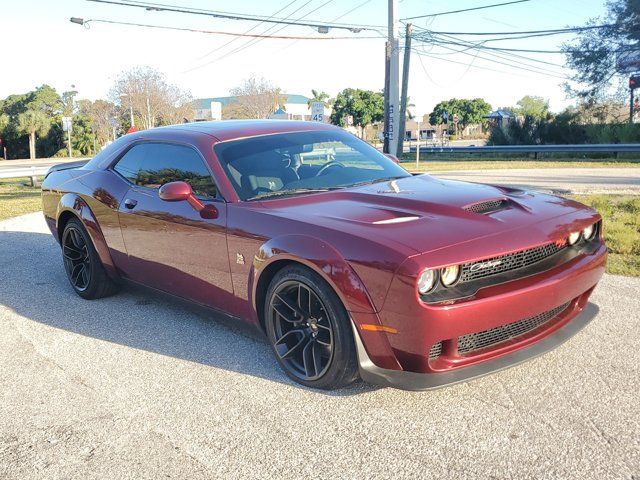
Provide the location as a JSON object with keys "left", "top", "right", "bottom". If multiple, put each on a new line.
{"left": 85, "top": 0, "right": 379, "bottom": 31}
{"left": 276, "top": 0, "right": 375, "bottom": 53}
{"left": 187, "top": 0, "right": 321, "bottom": 70}
{"left": 402, "top": 0, "right": 531, "bottom": 21}
{"left": 84, "top": 18, "right": 378, "bottom": 40}
{"left": 194, "top": 0, "right": 300, "bottom": 62}
{"left": 421, "top": 32, "right": 567, "bottom": 68}
{"left": 413, "top": 24, "right": 618, "bottom": 36}
{"left": 414, "top": 42, "right": 570, "bottom": 79}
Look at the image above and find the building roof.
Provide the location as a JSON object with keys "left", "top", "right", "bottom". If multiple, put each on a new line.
{"left": 193, "top": 94, "right": 311, "bottom": 110}
{"left": 484, "top": 109, "right": 513, "bottom": 119}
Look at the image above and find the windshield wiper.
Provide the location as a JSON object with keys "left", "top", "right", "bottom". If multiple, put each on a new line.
{"left": 247, "top": 187, "right": 341, "bottom": 201}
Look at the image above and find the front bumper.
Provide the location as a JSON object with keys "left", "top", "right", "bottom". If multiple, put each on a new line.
{"left": 353, "top": 302, "right": 599, "bottom": 391}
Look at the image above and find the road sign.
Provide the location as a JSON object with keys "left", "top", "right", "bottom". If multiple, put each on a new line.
{"left": 617, "top": 50, "right": 640, "bottom": 74}
{"left": 311, "top": 102, "right": 324, "bottom": 122}
{"left": 62, "top": 117, "right": 72, "bottom": 132}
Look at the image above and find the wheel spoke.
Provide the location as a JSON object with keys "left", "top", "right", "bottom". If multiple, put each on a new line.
{"left": 63, "top": 245, "right": 83, "bottom": 261}
{"left": 272, "top": 303, "right": 300, "bottom": 323}
{"left": 275, "top": 330, "right": 308, "bottom": 360}
{"left": 275, "top": 293, "right": 307, "bottom": 320}
{"left": 302, "top": 340, "right": 316, "bottom": 378}
{"left": 311, "top": 341, "right": 323, "bottom": 375}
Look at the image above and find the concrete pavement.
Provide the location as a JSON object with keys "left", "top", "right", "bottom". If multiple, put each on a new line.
{"left": 0, "top": 212, "right": 638, "bottom": 479}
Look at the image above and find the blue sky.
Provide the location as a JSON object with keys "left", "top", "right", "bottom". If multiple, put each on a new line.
{"left": 3, "top": 0, "right": 608, "bottom": 115}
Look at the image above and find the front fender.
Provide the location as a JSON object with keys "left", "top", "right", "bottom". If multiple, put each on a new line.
{"left": 250, "top": 234, "right": 376, "bottom": 315}
{"left": 250, "top": 234, "right": 402, "bottom": 371}
{"left": 56, "top": 193, "right": 118, "bottom": 279}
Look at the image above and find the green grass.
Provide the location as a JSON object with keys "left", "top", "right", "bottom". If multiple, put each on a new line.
{"left": 572, "top": 195, "right": 640, "bottom": 277}
{"left": 0, "top": 177, "right": 43, "bottom": 221}
{"left": 400, "top": 159, "right": 640, "bottom": 172}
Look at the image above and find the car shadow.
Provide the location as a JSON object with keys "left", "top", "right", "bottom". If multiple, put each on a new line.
{"left": 0, "top": 228, "right": 378, "bottom": 397}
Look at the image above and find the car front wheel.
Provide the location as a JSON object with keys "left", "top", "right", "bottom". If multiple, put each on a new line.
{"left": 265, "top": 265, "right": 358, "bottom": 390}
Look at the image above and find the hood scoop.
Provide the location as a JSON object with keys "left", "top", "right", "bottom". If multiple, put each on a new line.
{"left": 463, "top": 198, "right": 511, "bottom": 215}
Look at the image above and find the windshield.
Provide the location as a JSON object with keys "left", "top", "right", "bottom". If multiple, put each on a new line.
{"left": 213, "top": 130, "right": 411, "bottom": 201}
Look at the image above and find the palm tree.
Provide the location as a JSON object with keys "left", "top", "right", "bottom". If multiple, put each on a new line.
{"left": 17, "top": 110, "right": 49, "bottom": 160}
{"left": 308, "top": 89, "right": 331, "bottom": 107}
{"left": 405, "top": 96, "right": 416, "bottom": 120}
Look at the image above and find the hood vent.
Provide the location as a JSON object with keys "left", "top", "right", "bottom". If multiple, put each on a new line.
{"left": 463, "top": 199, "right": 509, "bottom": 215}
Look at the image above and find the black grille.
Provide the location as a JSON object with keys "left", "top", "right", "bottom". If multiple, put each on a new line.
{"left": 457, "top": 302, "right": 571, "bottom": 355}
{"left": 429, "top": 342, "right": 443, "bottom": 359}
{"left": 463, "top": 199, "right": 509, "bottom": 214}
{"left": 460, "top": 242, "right": 565, "bottom": 283}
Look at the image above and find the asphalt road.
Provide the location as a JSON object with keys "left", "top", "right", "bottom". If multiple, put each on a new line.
{"left": 1, "top": 213, "right": 638, "bottom": 479}
{"left": 432, "top": 167, "right": 640, "bottom": 195}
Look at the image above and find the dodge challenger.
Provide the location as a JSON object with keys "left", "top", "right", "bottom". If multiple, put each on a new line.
{"left": 41, "top": 120, "right": 606, "bottom": 390}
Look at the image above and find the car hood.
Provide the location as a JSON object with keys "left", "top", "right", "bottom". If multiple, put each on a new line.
{"left": 257, "top": 174, "right": 596, "bottom": 256}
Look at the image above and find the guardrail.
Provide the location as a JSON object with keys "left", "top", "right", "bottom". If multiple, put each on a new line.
{"left": 0, "top": 166, "right": 50, "bottom": 185}
{"left": 410, "top": 143, "right": 640, "bottom": 157}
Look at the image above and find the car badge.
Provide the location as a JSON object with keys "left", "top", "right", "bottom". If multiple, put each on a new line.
{"left": 469, "top": 259, "right": 502, "bottom": 272}
{"left": 236, "top": 253, "right": 245, "bottom": 265}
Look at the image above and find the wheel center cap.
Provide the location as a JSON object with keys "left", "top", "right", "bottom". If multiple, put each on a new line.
{"left": 308, "top": 320, "right": 318, "bottom": 332}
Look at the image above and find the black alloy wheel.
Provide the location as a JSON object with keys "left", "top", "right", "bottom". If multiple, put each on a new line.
{"left": 62, "top": 224, "right": 91, "bottom": 292}
{"left": 265, "top": 265, "right": 358, "bottom": 389}
{"left": 60, "top": 218, "right": 119, "bottom": 299}
{"left": 269, "top": 280, "right": 334, "bottom": 380}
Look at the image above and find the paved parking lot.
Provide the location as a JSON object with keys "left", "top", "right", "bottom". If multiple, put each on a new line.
{"left": 1, "top": 212, "right": 638, "bottom": 479}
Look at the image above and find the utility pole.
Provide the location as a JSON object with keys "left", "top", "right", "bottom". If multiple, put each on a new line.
{"left": 415, "top": 119, "right": 420, "bottom": 170}
{"left": 383, "top": 0, "right": 400, "bottom": 154}
{"left": 630, "top": 86, "right": 635, "bottom": 124}
{"left": 397, "top": 23, "right": 412, "bottom": 158}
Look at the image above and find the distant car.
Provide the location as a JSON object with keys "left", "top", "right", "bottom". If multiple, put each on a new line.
{"left": 42, "top": 121, "right": 606, "bottom": 390}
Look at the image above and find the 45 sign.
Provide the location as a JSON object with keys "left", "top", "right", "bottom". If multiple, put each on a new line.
{"left": 311, "top": 102, "right": 325, "bottom": 122}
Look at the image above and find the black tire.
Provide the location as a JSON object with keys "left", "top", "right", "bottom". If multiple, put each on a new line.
{"left": 264, "top": 264, "right": 359, "bottom": 390}
{"left": 61, "top": 217, "right": 119, "bottom": 300}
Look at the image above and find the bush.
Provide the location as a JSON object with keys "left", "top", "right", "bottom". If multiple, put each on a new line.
{"left": 490, "top": 116, "right": 640, "bottom": 145}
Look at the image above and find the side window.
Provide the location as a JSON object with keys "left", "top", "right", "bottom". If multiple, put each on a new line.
{"left": 113, "top": 144, "right": 145, "bottom": 183}
{"left": 114, "top": 143, "right": 218, "bottom": 199}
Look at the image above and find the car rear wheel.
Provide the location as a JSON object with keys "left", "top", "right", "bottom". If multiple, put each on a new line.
{"left": 265, "top": 265, "right": 358, "bottom": 389}
{"left": 61, "top": 217, "right": 119, "bottom": 300}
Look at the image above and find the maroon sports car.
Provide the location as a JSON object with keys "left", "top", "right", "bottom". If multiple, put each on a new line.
{"left": 42, "top": 120, "right": 606, "bottom": 390}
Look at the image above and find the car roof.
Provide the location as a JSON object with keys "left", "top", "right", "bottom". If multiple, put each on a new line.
{"left": 157, "top": 120, "right": 342, "bottom": 142}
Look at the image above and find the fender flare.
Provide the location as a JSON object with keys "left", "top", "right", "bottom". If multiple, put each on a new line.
{"left": 56, "top": 193, "right": 118, "bottom": 280}
{"left": 249, "top": 234, "right": 376, "bottom": 315}
{"left": 249, "top": 234, "right": 401, "bottom": 371}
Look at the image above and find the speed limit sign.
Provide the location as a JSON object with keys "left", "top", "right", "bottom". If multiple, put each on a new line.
{"left": 311, "top": 102, "right": 324, "bottom": 122}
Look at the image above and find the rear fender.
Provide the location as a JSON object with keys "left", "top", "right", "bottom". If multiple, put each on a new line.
{"left": 250, "top": 234, "right": 401, "bottom": 371}
{"left": 56, "top": 193, "right": 118, "bottom": 280}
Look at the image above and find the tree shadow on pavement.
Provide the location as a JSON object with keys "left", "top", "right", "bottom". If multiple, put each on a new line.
{"left": 0, "top": 229, "right": 378, "bottom": 397}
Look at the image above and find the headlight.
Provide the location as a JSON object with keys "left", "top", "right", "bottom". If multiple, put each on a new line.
{"left": 583, "top": 223, "right": 596, "bottom": 241}
{"left": 568, "top": 231, "right": 581, "bottom": 245}
{"left": 418, "top": 269, "right": 437, "bottom": 294}
{"left": 441, "top": 265, "right": 460, "bottom": 287}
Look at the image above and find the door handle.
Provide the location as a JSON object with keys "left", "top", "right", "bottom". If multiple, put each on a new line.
{"left": 123, "top": 198, "right": 138, "bottom": 209}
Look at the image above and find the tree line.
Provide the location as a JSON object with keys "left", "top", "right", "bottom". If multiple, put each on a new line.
{"left": 0, "top": 67, "right": 192, "bottom": 160}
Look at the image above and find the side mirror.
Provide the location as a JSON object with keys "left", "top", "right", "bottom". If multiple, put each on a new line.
{"left": 159, "top": 181, "right": 192, "bottom": 202}
{"left": 385, "top": 153, "right": 400, "bottom": 164}
{"left": 159, "top": 181, "right": 219, "bottom": 219}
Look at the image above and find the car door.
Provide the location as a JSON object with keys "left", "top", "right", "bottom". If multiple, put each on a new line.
{"left": 113, "top": 142, "right": 235, "bottom": 312}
